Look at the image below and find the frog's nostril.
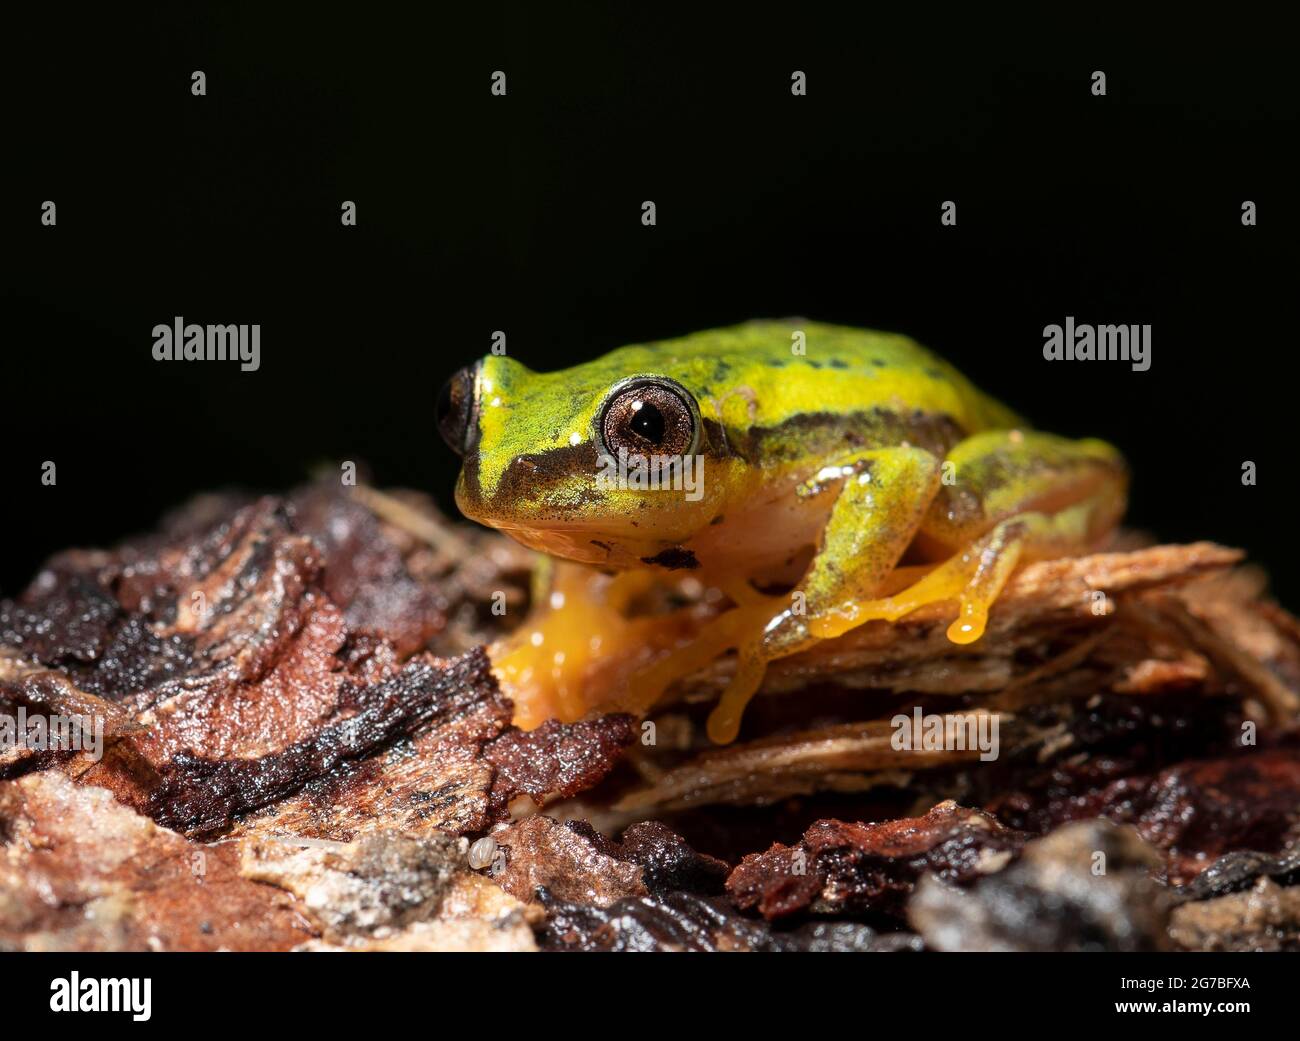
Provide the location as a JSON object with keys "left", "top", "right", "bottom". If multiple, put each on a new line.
{"left": 436, "top": 365, "right": 477, "bottom": 457}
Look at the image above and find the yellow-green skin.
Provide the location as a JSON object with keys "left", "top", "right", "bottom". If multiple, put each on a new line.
{"left": 453, "top": 318, "right": 1128, "bottom": 742}
{"left": 456, "top": 319, "right": 1085, "bottom": 569}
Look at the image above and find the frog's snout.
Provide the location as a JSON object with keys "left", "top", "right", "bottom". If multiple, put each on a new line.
{"left": 436, "top": 360, "right": 481, "bottom": 458}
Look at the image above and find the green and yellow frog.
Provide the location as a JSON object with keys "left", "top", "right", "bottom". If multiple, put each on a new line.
{"left": 437, "top": 320, "right": 1126, "bottom": 743}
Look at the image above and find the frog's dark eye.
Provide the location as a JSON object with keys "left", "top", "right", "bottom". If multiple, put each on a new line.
{"left": 599, "top": 377, "right": 699, "bottom": 458}
{"left": 436, "top": 363, "right": 479, "bottom": 457}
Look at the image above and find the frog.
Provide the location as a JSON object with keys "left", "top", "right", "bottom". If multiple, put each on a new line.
{"left": 437, "top": 319, "right": 1127, "bottom": 744}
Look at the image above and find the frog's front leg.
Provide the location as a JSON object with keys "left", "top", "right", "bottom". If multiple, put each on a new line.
{"left": 705, "top": 445, "right": 942, "bottom": 742}
{"left": 706, "top": 431, "right": 1126, "bottom": 744}
{"left": 806, "top": 429, "right": 1127, "bottom": 645}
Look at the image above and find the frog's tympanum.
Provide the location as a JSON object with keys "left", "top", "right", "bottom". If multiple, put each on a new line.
{"left": 437, "top": 321, "right": 1127, "bottom": 743}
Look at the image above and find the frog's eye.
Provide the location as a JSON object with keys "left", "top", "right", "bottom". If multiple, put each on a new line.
{"left": 436, "top": 363, "right": 479, "bottom": 457}
{"left": 599, "top": 377, "right": 699, "bottom": 458}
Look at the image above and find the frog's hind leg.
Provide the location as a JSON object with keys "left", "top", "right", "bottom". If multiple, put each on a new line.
{"left": 662, "top": 431, "right": 1126, "bottom": 745}
{"left": 704, "top": 444, "right": 943, "bottom": 743}
{"left": 807, "top": 430, "right": 1128, "bottom": 646}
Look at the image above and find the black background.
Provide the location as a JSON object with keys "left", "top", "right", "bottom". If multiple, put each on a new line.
{"left": 3, "top": 8, "right": 1294, "bottom": 602}
{"left": 7, "top": 949, "right": 1288, "bottom": 1022}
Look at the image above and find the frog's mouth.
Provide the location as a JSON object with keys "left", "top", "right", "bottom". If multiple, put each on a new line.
{"left": 489, "top": 523, "right": 660, "bottom": 570}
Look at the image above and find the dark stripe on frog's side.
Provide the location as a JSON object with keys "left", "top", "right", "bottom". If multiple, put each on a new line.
{"left": 464, "top": 406, "right": 968, "bottom": 510}
{"left": 713, "top": 407, "right": 969, "bottom": 466}
{"left": 460, "top": 440, "right": 604, "bottom": 514}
